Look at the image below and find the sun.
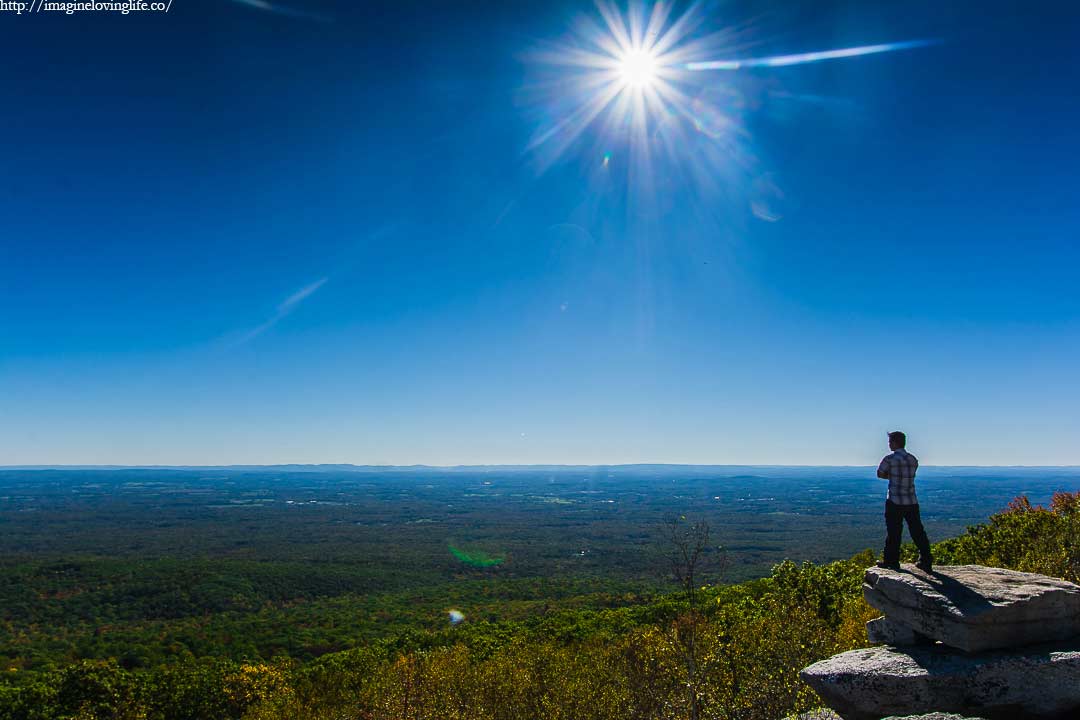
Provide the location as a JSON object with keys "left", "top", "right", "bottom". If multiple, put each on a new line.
{"left": 617, "top": 47, "right": 658, "bottom": 89}
{"left": 522, "top": 1, "right": 719, "bottom": 171}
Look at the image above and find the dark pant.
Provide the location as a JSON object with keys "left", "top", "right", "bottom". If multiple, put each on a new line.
{"left": 883, "top": 500, "right": 932, "bottom": 565}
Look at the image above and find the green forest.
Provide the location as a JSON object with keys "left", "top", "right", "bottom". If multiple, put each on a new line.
{"left": 1, "top": 489, "right": 1076, "bottom": 720}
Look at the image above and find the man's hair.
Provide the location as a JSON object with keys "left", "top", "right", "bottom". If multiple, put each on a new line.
{"left": 888, "top": 431, "right": 907, "bottom": 448}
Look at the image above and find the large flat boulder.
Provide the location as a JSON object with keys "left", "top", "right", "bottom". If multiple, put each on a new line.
{"left": 800, "top": 642, "right": 1080, "bottom": 719}
{"left": 863, "top": 565, "right": 1080, "bottom": 652}
{"left": 867, "top": 616, "right": 932, "bottom": 646}
{"left": 794, "top": 712, "right": 988, "bottom": 720}
{"left": 797, "top": 713, "right": 989, "bottom": 720}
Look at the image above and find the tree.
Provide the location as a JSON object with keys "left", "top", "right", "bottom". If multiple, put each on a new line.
{"left": 662, "top": 516, "right": 726, "bottom": 720}
{"left": 664, "top": 516, "right": 723, "bottom": 610}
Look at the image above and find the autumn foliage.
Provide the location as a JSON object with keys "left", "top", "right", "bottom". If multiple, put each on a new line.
{"left": 2, "top": 493, "right": 1077, "bottom": 720}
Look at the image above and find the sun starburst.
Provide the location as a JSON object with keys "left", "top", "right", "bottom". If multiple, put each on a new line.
{"left": 618, "top": 47, "right": 658, "bottom": 88}
{"left": 522, "top": 1, "right": 937, "bottom": 220}
{"left": 522, "top": 0, "right": 737, "bottom": 190}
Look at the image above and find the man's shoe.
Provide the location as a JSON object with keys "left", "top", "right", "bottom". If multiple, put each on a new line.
{"left": 915, "top": 560, "right": 933, "bottom": 573}
{"left": 876, "top": 561, "right": 901, "bottom": 570}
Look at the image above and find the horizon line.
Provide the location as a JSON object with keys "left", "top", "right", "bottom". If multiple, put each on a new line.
{"left": 3, "top": 463, "right": 1079, "bottom": 471}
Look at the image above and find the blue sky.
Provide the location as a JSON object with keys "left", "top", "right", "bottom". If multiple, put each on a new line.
{"left": 2, "top": 0, "right": 1078, "bottom": 466}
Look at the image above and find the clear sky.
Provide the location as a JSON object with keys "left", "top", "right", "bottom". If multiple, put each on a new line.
{"left": 2, "top": 0, "right": 1078, "bottom": 466}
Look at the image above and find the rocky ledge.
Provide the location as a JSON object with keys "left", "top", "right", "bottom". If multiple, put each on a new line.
{"left": 800, "top": 564, "right": 1080, "bottom": 719}
{"left": 795, "top": 709, "right": 990, "bottom": 719}
{"left": 863, "top": 564, "right": 1080, "bottom": 653}
{"left": 801, "top": 640, "right": 1080, "bottom": 719}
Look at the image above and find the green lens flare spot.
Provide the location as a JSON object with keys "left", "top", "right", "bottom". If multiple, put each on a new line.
{"left": 448, "top": 543, "right": 505, "bottom": 567}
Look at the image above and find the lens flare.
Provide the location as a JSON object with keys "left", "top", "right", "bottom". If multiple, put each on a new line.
{"left": 448, "top": 543, "right": 505, "bottom": 567}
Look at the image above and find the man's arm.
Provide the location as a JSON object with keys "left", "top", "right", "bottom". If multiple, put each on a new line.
{"left": 877, "top": 457, "right": 890, "bottom": 480}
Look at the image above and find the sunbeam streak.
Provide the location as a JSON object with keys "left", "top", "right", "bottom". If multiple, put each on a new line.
{"left": 229, "top": 0, "right": 329, "bottom": 22}
{"left": 685, "top": 39, "right": 938, "bottom": 71}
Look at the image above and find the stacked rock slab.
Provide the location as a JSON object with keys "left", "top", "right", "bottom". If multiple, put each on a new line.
{"left": 800, "top": 564, "right": 1080, "bottom": 719}
{"left": 862, "top": 564, "right": 1080, "bottom": 652}
{"left": 796, "top": 712, "right": 988, "bottom": 720}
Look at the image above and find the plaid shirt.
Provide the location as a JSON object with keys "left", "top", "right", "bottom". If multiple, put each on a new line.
{"left": 879, "top": 449, "right": 919, "bottom": 505}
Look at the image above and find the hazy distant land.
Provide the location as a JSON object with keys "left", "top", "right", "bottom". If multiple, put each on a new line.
{"left": 2, "top": 464, "right": 1077, "bottom": 672}
{"left": 2, "top": 465, "right": 1075, "bottom": 578}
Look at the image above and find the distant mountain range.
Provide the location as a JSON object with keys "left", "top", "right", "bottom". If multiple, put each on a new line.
{"left": 3, "top": 463, "right": 1077, "bottom": 472}
{"left": 3, "top": 463, "right": 803, "bottom": 472}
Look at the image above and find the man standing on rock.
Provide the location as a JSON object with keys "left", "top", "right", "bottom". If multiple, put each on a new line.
{"left": 876, "top": 431, "right": 933, "bottom": 572}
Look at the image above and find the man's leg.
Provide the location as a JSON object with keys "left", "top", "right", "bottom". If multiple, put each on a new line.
{"left": 904, "top": 504, "right": 933, "bottom": 567}
{"left": 882, "top": 501, "right": 903, "bottom": 566}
